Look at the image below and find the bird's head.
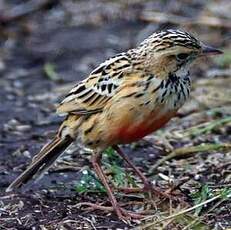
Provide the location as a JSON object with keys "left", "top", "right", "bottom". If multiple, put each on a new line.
{"left": 136, "top": 29, "right": 222, "bottom": 78}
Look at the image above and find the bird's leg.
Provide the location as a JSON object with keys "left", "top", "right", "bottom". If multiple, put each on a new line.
{"left": 89, "top": 151, "right": 144, "bottom": 220}
{"left": 113, "top": 145, "right": 167, "bottom": 197}
{"left": 113, "top": 145, "right": 152, "bottom": 189}
{"left": 91, "top": 152, "right": 123, "bottom": 218}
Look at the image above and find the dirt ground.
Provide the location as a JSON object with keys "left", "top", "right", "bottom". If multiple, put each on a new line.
{"left": 0, "top": 0, "right": 230, "bottom": 229}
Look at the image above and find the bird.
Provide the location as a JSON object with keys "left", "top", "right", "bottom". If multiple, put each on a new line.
{"left": 6, "top": 29, "right": 222, "bottom": 220}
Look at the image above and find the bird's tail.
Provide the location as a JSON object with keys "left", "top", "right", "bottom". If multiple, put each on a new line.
{"left": 6, "top": 134, "right": 73, "bottom": 192}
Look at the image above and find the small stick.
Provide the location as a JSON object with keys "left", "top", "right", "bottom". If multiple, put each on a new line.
{"left": 141, "top": 194, "right": 222, "bottom": 228}
{"left": 148, "top": 143, "right": 231, "bottom": 174}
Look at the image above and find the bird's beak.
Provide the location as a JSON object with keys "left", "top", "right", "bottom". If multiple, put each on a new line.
{"left": 201, "top": 43, "right": 223, "bottom": 56}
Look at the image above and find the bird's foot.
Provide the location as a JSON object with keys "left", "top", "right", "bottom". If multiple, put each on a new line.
{"left": 77, "top": 202, "right": 145, "bottom": 221}
{"left": 117, "top": 180, "right": 176, "bottom": 201}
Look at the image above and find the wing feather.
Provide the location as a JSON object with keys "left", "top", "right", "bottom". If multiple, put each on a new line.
{"left": 56, "top": 53, "right": 132, "bottom": 115}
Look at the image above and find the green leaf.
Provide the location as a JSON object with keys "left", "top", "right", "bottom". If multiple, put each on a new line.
{"left": 192, "top": 185, "right": 213, "bottom": 215}
{"left": 75, "top": 169, "right": 106, "bottom": 194}
{"left": 103, "top": 147, "right": 136, "bottom": 187}
{"left": 43, "top": 62, "right": 60, "bottom": 82}
{"left": 219, "top": 188, "right": 231, "bottom": 200}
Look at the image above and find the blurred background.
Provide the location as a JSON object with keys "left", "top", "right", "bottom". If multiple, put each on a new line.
{"left": 0, "top": 0, "right": 230, "bottom": 229}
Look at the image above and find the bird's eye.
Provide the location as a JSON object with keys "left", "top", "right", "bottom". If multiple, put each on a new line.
{"left": 176, "top": 53, "right": 189, "bottom": 60}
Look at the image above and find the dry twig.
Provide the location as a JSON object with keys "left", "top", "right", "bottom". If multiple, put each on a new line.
{"left": 148, "top": 143, "right": 231, "bottom": 174}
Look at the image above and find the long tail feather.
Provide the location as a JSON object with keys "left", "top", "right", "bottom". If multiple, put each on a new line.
{"left": 6, "top": 135, "right": 73, "bottom": 192}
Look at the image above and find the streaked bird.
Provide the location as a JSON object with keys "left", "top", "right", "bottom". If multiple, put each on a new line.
{"left": 6, "top": 29, "right": 222, "bottom": 220}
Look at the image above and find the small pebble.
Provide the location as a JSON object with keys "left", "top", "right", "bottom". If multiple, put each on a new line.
{"left": 194, "top": 174, "right": 200, "bottom": 180}
{"left": 82, "top": 170, "right": 88, "bottom": 175}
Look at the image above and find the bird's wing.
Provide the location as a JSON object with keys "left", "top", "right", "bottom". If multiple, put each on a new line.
{"left": 56, "top": 53, "right": 134, "bottom": 115}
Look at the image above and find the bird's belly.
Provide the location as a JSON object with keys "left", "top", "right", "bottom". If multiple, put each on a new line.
{"left": 114, "top": 110, "right": 176, "bottom": 143}
{"left": 79, "top": 105, "right": 177, "bottom": 149}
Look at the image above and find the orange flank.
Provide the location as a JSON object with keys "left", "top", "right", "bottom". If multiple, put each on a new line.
{"left": 117, "top": 112, "right": 176, "bottom": 143}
